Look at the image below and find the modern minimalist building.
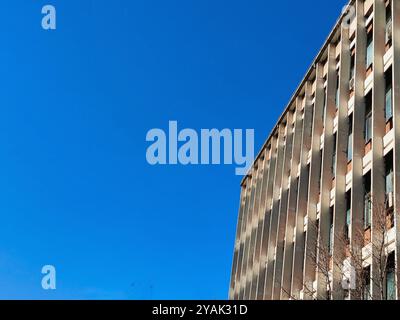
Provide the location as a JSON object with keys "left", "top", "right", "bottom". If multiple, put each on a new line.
{"left": 229, "top": 0, "right": 400, "bottom": 300}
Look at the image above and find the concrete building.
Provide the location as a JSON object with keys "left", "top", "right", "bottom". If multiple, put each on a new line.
{"left": 229, "top": 0, "right": 400, "bottom": 300}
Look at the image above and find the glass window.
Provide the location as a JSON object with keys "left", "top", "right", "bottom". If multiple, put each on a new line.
{"left": 364, "top": 173, "right": 372, "bottom": 229}
{"left": 366, "top": 34, "right": 373, "bottom": 68}
{"left": 345, "top": 193, "right": 351, "bottom": 242}
{"left": 349, "top": 53, "right": 355, "bottom": 93}
{"left": 385, "top": 80, "right": 393, "bottom": 121}
{"left": 335, "top": 75, "right": 340, "bottom": 109}
{"left": 332, "top": 153, "right": 336, "bottom": 177}
{"left": 346, "top": 208, "right": 351, "bottom": 227}
{"left": 347, "top": 132, "right": 353, "bottom": 162}
{"left": 386, "top": 168, "right": 393, "bottom": 195}
{"left": 309, "top": 103, "right": 314, "bottom": 139}
{"left": 328, "top": 209, "right": 334, "bottom": 255}
{"left": 386, "top": 4, "right": 392, "bottom": 44}
{"left": 365, "top": 113, "right": 372, "bottom": 143}
{"left": 386, "top": 254, "right": 396, "bottom": 300}
{"left": 365, "top": 94, "right": 372, "bottom": 143}
{"left": 322, "top": 88, "right": 327, "bottom": 121}
{"left": 347, "top": 116, "right": 353, "bottom": 162}
{"left": 350, "top": 56, "right": 355, "bottom": 81}
{"left": 385, "top": 154, "right": 394, "bottom": 197}
{"left": 386, "top": 19, "right": 392, "bottom": 44}
{"left": 345, "top": 208, "right": 351, "bottom": 241}
{"left": 386, "top": 270, "right": 396, "bottom": 300}
{"left": 332, "top": 134, "right": 337, "bottom": 177}
{"left": 364, "top": 193, "right": 371, "bottom": 229}
{"left": 363, "top": 267, "right": 371, "bottom": 300}
{"left": 318, "top": 150, "right": 323, "bottom": 191}
{"left": 329, "top": 227, "right": 333, "bottom": 255}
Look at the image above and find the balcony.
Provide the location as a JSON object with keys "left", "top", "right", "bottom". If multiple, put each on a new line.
{"left": 384, "top": 45, "right": 393, "bottom": 72}
{"left": 383, "top": 127, "right": 394, "bottom": 156}
{"left": 364, "top": 0, "right": 373, "bottom": 16}
{"left": 363, "top": 150, "right": 372, "bottom": 175}
{"left": 348, "top": 95, "right": 355, "bottom": 115}
{"left": 364, "top": 71, "right": 373, "bottom": 94}
{"left": 345, "top": 170, "right": 352, "bottom": 192}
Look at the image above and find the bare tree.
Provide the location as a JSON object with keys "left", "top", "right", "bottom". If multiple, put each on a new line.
{"left": 303, "top": 219, "right": 335, "bottom": 300}
{"left": 347, "top": 196, "right": 396, "bottom": 300}
{"left": 277, "top": 196, "right": 396, "bottom": 300}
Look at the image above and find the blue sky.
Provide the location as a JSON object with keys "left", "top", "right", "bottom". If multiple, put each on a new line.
{"left": 0, "top": 0, "right": 346, "bottom": 299}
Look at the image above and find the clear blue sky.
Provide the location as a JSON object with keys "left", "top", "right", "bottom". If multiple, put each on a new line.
{"left": 0, "top": 0, "right": 346, "bottom": 299}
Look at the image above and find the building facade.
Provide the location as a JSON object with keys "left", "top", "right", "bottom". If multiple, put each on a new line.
{"left": 229, "top": 0, "right": 400, "bottom": 300}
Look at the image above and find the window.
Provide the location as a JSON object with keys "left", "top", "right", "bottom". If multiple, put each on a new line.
{"left": 345, "top": 192, "right": 351, "bottom": 241}
{"left": 322, "top": 87, "right": 327, "bottom": 121}
{"left": 385, "top": 153, "right": 394, "bottom": 196}
{"left": 304, "top": 165, "right": 310, "bottom": 203}
{"left": 318, "top": 150, "right": 323, "bottom": 191}
{"left": 386, "top": 167, "right": 394, "bottom": 195}
{"left": 385, "top": 69, "right": 393, "bottom": 121}
{"left": 347, "top": 115, "right": 353, "bottom": 162}
{"left": 386, "top": 269, "right": 396, "bottom": 299}
{"left": 310, "top": 103, "right": 315, "bottom": 138}
{"left": 386, "top": 253, "right": 396, "bottom": 300}
{"left": 335, "top": 74, "right": 340, "bottom": 109}
{"left": 350, "top": 54, "right": 355, "bottom": 81}
{"left": 364, "top": 173, "right": 372, "bottom": 229}
{"left": 366, "top": 32, "right": 373, "bottom": 69}
{"left": 346, "top": 208, "right": 351, "bottom": 228}
{"left": 363, "top": 267, "right": 371, "bottom": 300}
{"left": 365, "top": 94, "right": 372, "bottom": 143}
{"left": 328, "top": 207, "right": 334, "bottom": 255}
{"left": 332, "top": 134, "right": 337, "bottom": 177}
{"left": 364, "top": 194, "right": 372, "bottom": 229}
{"left": 386, "top": 3, "right": 393, "bottom": 45}
{"left": 385, "top": 153, "right": 394, "bottom": 211}
{"left": 349, "top": 56, "right": 355, "bottom": 92}
{"left": 346, "top": 209, "right": 351, "bottom": 239}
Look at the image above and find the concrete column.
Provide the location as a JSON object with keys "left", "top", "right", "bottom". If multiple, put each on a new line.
{"left": 391, "top": 0, "right": 400, "bottom": 300}
{"left": 370, "top": 0, "right": 386, "bottom": 300}
{"left": 256, "top": 136, "right": 278, "bottom": 299}
{"left": 332, "top": 23, "right": 351, "bottom": 300}
{"left": 238, "top": 173, "right": 255, "bottom": 299}
{"left": 316, "top": 43, "right": 337, "bottom": 300}
{"left": 244, "top": 156, "right": 264, "bottom": 299}
{"left": 303, "top": 62, "right": 325, "bottom": 300}
{"left": 350, "top": 0, "right": 367, "bottom": 301}
{"left": 281, "top": 97, "right": 304, "bottom": 299}
{"left": 272, "top": 111, "right": 295, "bottom": 299}
{"left": 264, "top": 123, "right": 287, "bottom": 299}
{"left": 229, "top": 184, "right": 247, "bottom": 299}
{"left": 241, "top": 167, "right": 258, "bottom": 299}
{"left": 234, "top": 180, "right": 249, "bottom": 299}
{"left": 249, "top": 150, "right": 270, "bottom": 299}
{"left": 291, "top": 82, "right": 314, "bottom": 299}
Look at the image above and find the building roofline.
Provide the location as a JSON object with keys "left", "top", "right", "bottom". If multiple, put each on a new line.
{"left": 241, "top": 0, "right": 355, "bottom": 186}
